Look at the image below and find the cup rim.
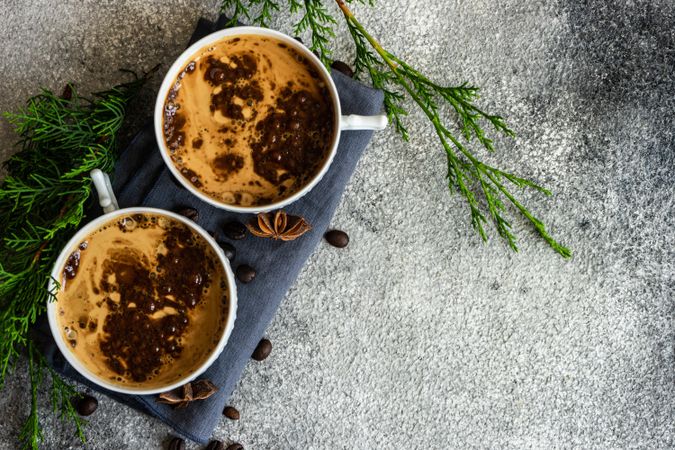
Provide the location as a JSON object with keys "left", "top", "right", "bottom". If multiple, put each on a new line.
{"left": 153, "top": 26, "right": 342, "bottom": 213}
{"left": 46, "top": 207, "right": 238, "bottom": 395}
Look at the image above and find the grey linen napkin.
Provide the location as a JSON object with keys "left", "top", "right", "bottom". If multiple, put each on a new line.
{"left": 41, "top": 15, "right": 384, "bottom": 444}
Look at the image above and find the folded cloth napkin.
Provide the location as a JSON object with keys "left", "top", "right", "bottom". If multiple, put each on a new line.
{"left": 41, "top": 14, "right": 384, "bottom": 444}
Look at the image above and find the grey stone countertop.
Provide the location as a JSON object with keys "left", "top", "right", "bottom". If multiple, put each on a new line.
{"left": 0, "top": 1, "right": 673, "bottom": 449}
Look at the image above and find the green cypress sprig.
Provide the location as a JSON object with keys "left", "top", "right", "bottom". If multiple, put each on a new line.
{"left": 18, "top": 341, "right": 86, "bottom": 450}
{"left": 18, "top": 342, "right": 43, "bottom": 450}
{"left": 253, "top": 0, "right": 281, "bottom": 27}
{"left": 1, "top": 71, "right": 150, "bottom": 449}
{"left": 292, "top": 0, "right": 337, "bottom": 67}
{"left": 339, "top": 0, "right": 569, "bottom": 256}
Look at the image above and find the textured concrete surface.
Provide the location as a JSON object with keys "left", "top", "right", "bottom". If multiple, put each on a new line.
{"left": 1, "top": 0, "right": 674, "bottom": 449}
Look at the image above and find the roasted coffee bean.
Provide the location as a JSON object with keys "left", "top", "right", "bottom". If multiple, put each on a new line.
{"left": 176, "top": 207, "right": 199, "bottom": 221}
{"left": 324, "top": 229, "right": 349, "bottom": 248}
{"left": 223, "top": 406, "right": 240, "bottom": 420}
{"left": 75, "top": 394, "right": 98, "bottom": 416}
{"left": 226, "top": 443, "right": 244, "bottom": 450}
{"left": 294, "top": 36, "right": 303, "bottom": 44}
{"left": 168, "top": 437, "right": 185, "bottom": 450}
{"left": 331, "top": 60, "right": 354, "bottom": 78}
{"left": 61, "top": 84, "right": 73, "bottom": 100}
{"left": 236, "top": 264, "right": 256, "bottom": 283}
{"left": 218, "top": 241, "right": 236, "bottom": 261}
{"left": 206, "top": 440, "right": 225, "bottom": 450}
{"left": 223, "top": 221, "right": 247, "bottom": 240}
{"left": 252, "top": 338, "right": 272, "bottom": 361}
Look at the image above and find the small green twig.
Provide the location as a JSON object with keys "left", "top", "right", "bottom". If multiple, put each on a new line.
{"left": 335, "top": 0, "right": 570, "bottom": 257}
{"left": 18, "top": 341, "right": 43, "bottom": 450}
{"left": 294, "top": 0, "right": 337, "bottom": 66}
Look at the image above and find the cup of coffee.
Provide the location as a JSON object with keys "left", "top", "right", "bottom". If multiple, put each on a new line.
{"left": 154, "top": 26, "right": 388, "bottom": 213}
{"left": 46, "top": 170, "right": 237, "bottom": 395}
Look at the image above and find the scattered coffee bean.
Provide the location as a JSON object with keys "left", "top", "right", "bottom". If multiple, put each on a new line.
{"left": 206, "top": 440, "right": 225, "bottom": 450}
{"left": 176, "top": 207, "right": 199, "bottom": 221}
{"left": 236, "top": 264, "right": 256, "bottom": 283}
{"left": 294, "top": 36, "right": 303, "bottom": 44}
{"left": 252, "top": 338, "right": 272, "bottom": 361}
{"left": 331, "top": 60, "right": 354, "bottom": 78}
{"left": 223, "top": 221, "right": 247, "bottom": 240}
{"left": 223, "top": 406, "right": 240, "bottom": 420}
{"left": 324, "top": 229, "right": 349, "bottom": 248}
{"left": 75, "top": 394, "right": 98, "bottom": 416}
{"left": 226, "top": 443, "right": 244, "bottom": 450}
{"left": 218, "top": 241, "right": 236, "bottom": 261}
{"left": 61, "top": 84, "right": 73, "bottom": 100}
{"left": 168, "top": 437, "right": 185, "bottom": 450}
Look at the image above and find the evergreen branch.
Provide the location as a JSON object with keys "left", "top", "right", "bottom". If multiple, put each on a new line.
{"left": 1, "top": 70, "right": 149, "bottom": 447}
{"left": 17, "top": 341, "right": 85, "bottom": 449}
{"left": 42, "top": 351, "right": 86, "bottom": 443}
{"left": 222, "top": 0, "right": 337, "bottom": 66}
{"left": 288, "top": 0, "right": 302, "bottom": 12}
{"left": 335, "top": 0, "right": 570, "bottom": 257}
{"left": 221, "top": 0, "right": 252, "bottom": 26}
{"left": 19, "top": 342, "right": 43, "bottom": 450}
{"left": 345, "top": 22, "right": 409, "bottom": 139}
{"left": 293, "top": 0, "right": 337, "bottom": 66}
{"left": 251, "top": 0, "right": 280, "bottom": 27}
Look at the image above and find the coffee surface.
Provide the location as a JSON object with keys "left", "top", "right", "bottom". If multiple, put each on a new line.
{"left": 55, "top": 213, "right": 228, "bottom": 389}
{"left": 163, "top": 35, "right": 335, "bottom": 206}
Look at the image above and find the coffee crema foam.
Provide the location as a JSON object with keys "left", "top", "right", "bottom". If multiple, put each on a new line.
{"left": 162, "top": 35, "right": 335, "bottom": 207}
{"left": 55, "top": 213, "right": 228, "bottom": 389}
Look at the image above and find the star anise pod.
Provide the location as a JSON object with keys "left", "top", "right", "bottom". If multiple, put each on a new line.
{"left": 246, "top": 210, "right": 311, "bottom": 241}
{"left": 157, "top": 379, "right": 218, "bottom": 409}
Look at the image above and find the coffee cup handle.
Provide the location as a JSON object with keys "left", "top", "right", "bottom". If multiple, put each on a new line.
{"left": 90, "top": 169, "right": 120, "bottom": 213}
{"left": 340, "top": 114, "right": 388, "bottom": 131}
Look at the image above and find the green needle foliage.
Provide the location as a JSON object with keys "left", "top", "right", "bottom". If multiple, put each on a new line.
{"left": 1, "top": 73, "right": 149, "bottom": 449}
{"left": 221, "top": 0, "right": 570, "bottom": 257}
{"left": 18, "top": 341, "right": 85, "bottom": 450}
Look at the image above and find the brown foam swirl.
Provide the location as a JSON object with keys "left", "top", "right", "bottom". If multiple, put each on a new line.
{"left": 55, "top": 213, "right": 228, "bottom": 389}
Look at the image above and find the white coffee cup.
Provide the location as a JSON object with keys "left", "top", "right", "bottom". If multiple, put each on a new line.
{"left": 154, "top": 26, "right": 387, "bottom": 213}
{"left": 46, "top": 169, "right": 238, "bottom": 395}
